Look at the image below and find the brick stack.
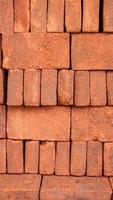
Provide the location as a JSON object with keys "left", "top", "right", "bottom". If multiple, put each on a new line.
{"left": 1, "top": 0, "right": 113, "bottom": 199}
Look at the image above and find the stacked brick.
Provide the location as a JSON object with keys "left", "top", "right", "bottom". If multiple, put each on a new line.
{"left": 1, "top": 0, "right": 113, "bottom": 199}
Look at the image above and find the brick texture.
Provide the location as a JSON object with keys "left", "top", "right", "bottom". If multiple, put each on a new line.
{"left": 0, "top": 140, "right": 6, "bottom": 173}
{"left": 104, "top": 143, "right": 113, "bottom": 176}
{"left": 103, "top": 0, "right": 113, "bottom": 32}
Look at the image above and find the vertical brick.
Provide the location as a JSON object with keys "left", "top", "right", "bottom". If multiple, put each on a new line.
{"left": 87, "top": 141, "right": 102, "bottom": 176}
{"left": 24, "top": 69, "right": 41, "bottom": 106}
{"left": 65, "top": 0, "right": 81, "bottom": 32}
{"left": 14, "top": 0, "right": 29, "bottom": 32}
{"left": 25, "top": 141, "right": 39, "bottom": 173}
{"left": 83, "top": 0, "right": 100, "bottom": 32}
{"left": 47, "top": 0, "right": 64, "bottom": 32}
{"left": 41, "top": 70, "right": 57, "bottom": 105}
{"left": 0, "top": 106, "right": 6, "bottom": 138}
{"left": 39, "top": 142, "right": 55, "bottom": 174}
{"left": 0, "top": 70, "right": 5, "bottom": 104}
{"left": 58, "top": 70, "right": 74, "bottom": 105}
{"left": 104, "top": 143, "right": 113, "bottom": 176}
{"left": 7, "top": 70, "right": 23, "bottom": 105}
{"left": 107, "top": 72, "right": 113, "bottom": 105}
{"left": 0, "top": 140, "right": 6, "bottom": 173}
{"left": 31, "top": 0, "right": 47, "bottom": 32}
{"left": 71, "top": 142, "right": 86, "bottom": 176}
{"left": 90, "top": 71, "right": 106, "bottom": 106}
{"left": 7, "top": 140, "right": 23, "bottom": 173}
{"left": 75, "top": 71, "right": 90, "bottom": 106}
{"left": 55, "top": 142, "right": 70, "bottom": 175}
{"left": 103, "top": 0, "right": 113, "bottom": 32}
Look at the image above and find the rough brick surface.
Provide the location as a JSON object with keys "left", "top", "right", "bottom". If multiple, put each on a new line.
{"left": 0, "top": 140, "right": 6, "bottom": 173}
{"left": 107, "top": 72, "right": 113, "bottom": 105}
{"left": 0, "top": 106, "right": 6, "bottom": 138}
{"left": 104, "top": 143, "right": 113, "bottom": 176}
{"left": 103, "top": 0, "right": 113, "bottom": 32}
{"left": 0, "top": 70, "right": 5, "bottom": 104}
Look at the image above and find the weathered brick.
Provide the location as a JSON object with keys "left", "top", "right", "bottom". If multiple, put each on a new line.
{"left": 103, "top": 0, "right": 113, "bottom": 32}
{"left": 7, "top": 140, "right": 23, "bottom": 173}
{"left": 31, "top": 0, "right": 47, "bottom": 32}
{"left": 39, "top": 142, "right": 55, "bottom": 174}
{"left": 7, "top": 106, "right": 70, "bottom": 141}
{"left": 65, "top": 0, "right": 81, "bottom": 32}
{"left": 24, "top": 69, "right": 41, "bottom": 106}
{"left": 71, "top": 142, "right": 86, "bottom": 176}
{"left": 25, "top": 141, "right": 39, "bottom": 174}
{"left": 0, "top": 70, "right": 5, "bottom": 104}
{"left": 0, "top": 105, "right": 6, "bottom": 138}
{"left": 7, "top": 70, "right": 23, "bottom": 105}
{"left": 90, "top": 71, "right": 106, "bottom": 106}
{"left": 0, "top": 140, "right": 6, "bottom": 173}
{"left": 107, "top": 72, "right": 113, "bottom": 105}
{"left": 58, "top": 70, "right": 74, "bottom": 105}
{"left": 75, "top": 71, "right": 90, "bottom": 106}
{"left": 47, "top": 0, "right": 64, "bottom": 32}
{"left": 55, "top": 142, "right": 70, "bottom": 175}
{"left": 41, "top": 70, "right": 57, "bottom": 105}
{"left": 104, "top": 143, "right": 113, "bottom": 176}
{"left": 72, "top": 34, "right": 113, "bottom": 70}
{"left": 87, "top": 141, "right": 102, "bottom": 176}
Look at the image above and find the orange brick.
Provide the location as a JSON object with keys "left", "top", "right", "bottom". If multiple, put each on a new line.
{"left": 104, "top": 143, "right": 113, "bottom": 176}
{"left": 87, "top": 141, "right": 102, "bottom": 176}
{"left": 31, "top": 0, "right": 47, "bottom": 32}
{"left": 25, "top": 141, "right": 39, "bottom": 173}
{"left": 0, "top": 70, "right": 5, "bottom": 104}
{"left": 7, "top": 140, "right": 23, "bottom": 173}
{"left": 58, "top": 70, "right": 74, "bottom": 105}
{"left": 14, "top": 0, "right": 29, "bottom": 32}
{"left": 65, "top": 0, "right": 81, "bottom": 32}
{"left": 103, "top": 0, "right": 113, "bottom": 32}
{"left": 90, "top": 71, "right": 106, "bottom": 106}
{"left": 72, "top": 34, "right": 113, "bottom": 70}
{"left": 0, "top": 105, "right": 6, "bottom": 138}
{"left": 39, "top": 142, "right": 55, "bottom": 174}
{"left": 107, "top": 72, "right": 113, "bottom": 105}
{"left": 24, "top": 69, "right": 41, "bottom": 106}
{"left": 41, "top": 70, "right": 57, "bottom": 105}
{"left": 7, "top": 70, "right": 23, "bottom": 105}
{"left": 47, "top": 0, "right": 64, "bottom": 32}
{"left": 0, "top": 140, "right": 6, "bottom": 173}
{"left": 83, "top": 0, "right": 99, "bottom": 32}
{"left": 71, "top": 142, "right": 86, "bottom": 176}
{"left": 55, "top": 142, "right": 70, "bottom": 175}
{"left": 75, "top": 71, "right": 90, "bottom": 106}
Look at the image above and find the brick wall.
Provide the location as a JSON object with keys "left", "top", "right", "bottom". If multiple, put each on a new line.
{"left": 1, "top": 0, "right": 113, "bottom": 199}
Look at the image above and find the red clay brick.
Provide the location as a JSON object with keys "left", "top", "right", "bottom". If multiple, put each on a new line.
{"left": 104, "top": 143, "right": 113, "bottom": 176}
{"left": 0, "top": 105, "right": 6, "bottom": 138}
{"left": 39, "top": 142, "right": 55, "bottom": 174}
{"left": 72, "top": 34, "right": 113, "bottom": 70}
{"left": 0, "top": 140, "right": 6, "bottom": 173}
{"left": 90, "top": 71, "right": 106, "bottom": 106}
{"left": 25, "top": 141, "right": 39, "bottom": 174}
{"left": 7, "top": 106, "right": 70, "bottom": 141}
{"left": 7, "top": 70, "right": 23, "bottom": 105}
{"left": 103, "top": 0, "right": 113, "bottom": 32}
{"left": 87, "top": 141, "right": 102, "bottom": 176}
{"left": 55, "top": 142, "right": 70, "bottom": 175}
{"left": 24, "top": 69, "right": 41, "bottom": 106}
{"left": 47, "top": 0, "right": 64, "bottom": 32}
{"left": 31, "top": 0, "right": 47, "bottom": 32}
{"left": 58, "top": 70, "right": 74, "bottom": 105}
{"left": 0, "top": 70, "right": 5, "bottom": 104}
{"left": 75, "top": 71, "right": 90, "bottom": 106}
{"left": 41, "top": 70, "right": 57, "bottom": 105}
{"left": 107, "top": 72, "right": 113, "bottom": 105}
{"left": 7, "top": 140, "right": 23, "bottom": 173}
{"left": 65, "top": 0, "right": 81, "bottom": 32}
{"left": 71, "top": 142, "right": 86, "bottom": 176}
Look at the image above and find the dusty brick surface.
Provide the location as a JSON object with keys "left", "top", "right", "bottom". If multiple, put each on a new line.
{"left": 0, "top": 105, "right": 6, "bottom": 138}
{"left": 107, "top": 72, "right": 113, "bottom": 105}
{"left": 0, "top": 140, "right": 6, "bottom": 173}
{"left": 103, "top": 0, "right": 113, "bottom": 32}
{"left": 0, "top": 70, "right": 5, "bottom": 104}
{"left": 104, "top": 143, "right": 113, "bottom": 176}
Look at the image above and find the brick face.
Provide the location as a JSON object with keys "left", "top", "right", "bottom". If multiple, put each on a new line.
{"left": 0, "top": 140, "right": 6, "bottom": 173}
{"left": 0, "top": 106, "right": 6, "bottom": 138}
{"left": 103, "top": 0, "right": 113, "bottom": 32}
{"left": 104, "top": 143, "right": 113, "bottom": 176}
{"left": 107, "top": 72, "right": 113, "bottom": 105}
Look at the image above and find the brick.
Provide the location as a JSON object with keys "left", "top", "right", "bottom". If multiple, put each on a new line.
{"left": 83, "top": 0, "right": 99, "bottom": 32}
{"left": 87, "top": 141, "right": 102, "bottom": 176}
{"left": 7, "top": 140, "right": 23, "bottom": 173}
{"left": 25, "top": 141, "right": 39, "bottom": 173}
{"left": 103, "top": 0, "right": 113, "bottom": 32}
{"left": 90, "top": 71, "right": 106, "bottom": 106}
{"left": 0, "top": 106, "right": 6, "bottom": 138}
{"left": 72, "top": 107, "right": 113, "bottom": 142}
{"left": 41, "top": 70, "right": 57, "bottom": 105}
{"left": 55, "top": 142, "right": 70, "bottom": 175}
{"left": 41, "top": 176, "right": 112, "bottom": 200}
{"left": 31, "top": 0, "right": 47, "bottom": 32}
{"left": 0, "top": 140, "right": 6, "bottom": 173}
{"left": 75, "top": 71, "right": 90, "bottom": 106}
{"left": 24, "top": 69, "right": 41, "bottom": 106}
{"left": 65, "top": 0, "right": 81, "bottom": 32}
{"left": 107, "top": 72, "right": 113, "bottom": 105}
{"left": 14, "top": 0, "right": 29, "bottom": 32}
{"left": 0, "top": 70, "right": 5, "bottom": 104}
{"left": 104, "top": 143, "right": 113, "bottom": 176}
{"left": 58, "top": 70, "right": 74, "bottom": 105}
{"left": 47, "top": 0, "right": 64, "bottom": 32}
{"left": 71, "top": 142, "right": 86, "bottom": 176}
{"left": 7, "top": 106, "right": 70, "bottom": 141}
{"left": 7, "top": 70, "right": 23, "bottom": 105}
{"left": 39, "top": 142, "right": 55, "bottom": 174}
{"left": 0, "top": 174, "right": 41, "bottom": 199}
{"left": 72, "top": 34, "right": 113, "bottom": 70}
